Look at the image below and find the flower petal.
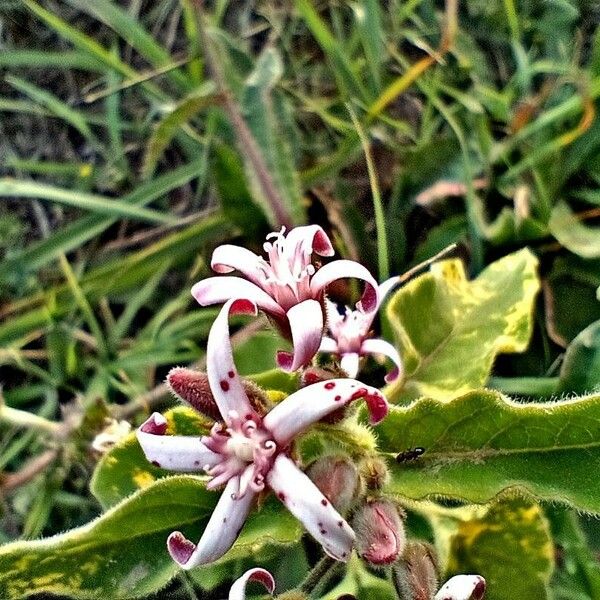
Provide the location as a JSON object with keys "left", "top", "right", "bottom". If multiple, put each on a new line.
{"left": 267, "top": 455, "right": 354, "bottom": 561}
{"left": 285, "top": 225, "right": 335, "bottom": 257}
{"left": 310, "top": 260, "right": 379, "bottom": 313}
{"left": 207, "top": 299, "right": 258, "bottom": 424}
{"left": 340, "top": 352, "right": 360, "bottom": 378}
{"left": 167, "top": 476, "right": 255, "bottom": 569}
{"left": 191, "top": 277, "right": 285, "bottom": 316}
{"left": 263, "top": 378, "right": 388, "bottom": 445}
{"left": 377, "top": 276, "right": 402, "bottom": 308}
{"left": 434, "top": 575, "right": 487, "bottom": 600}
{"left": 276, "top": 300, "right": 324, "bottom": 371}
{"left": 229, "top": 568, "right": 275, "bottom": 600}
{"left": 318, "top": 336, "right": 339, "bottom": 353}
{"left": 360, "top": 338, "right": 404, "bottom": 382}
{"left": 211, "top": 244, "right": 263, "bottom": 283}
{"left": 137, "top": 413, "right": 220, "bottom": 471}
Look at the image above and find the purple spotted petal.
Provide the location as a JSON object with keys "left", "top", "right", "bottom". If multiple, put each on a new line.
{"left": 263, "top": 378, "right": 388, "bottom": 446}
{"left": 268, "top": 455, "right": 354, "bottom": 561}
{"left": 434, "top": 575, "right": 487, "bottom": 600}
{"left": 276, "top": 300, "right": 324, "bottom": 371}
{"left": 229, "top": 568, "right": 275, "bottom": 600}
{"left": 207, "top": 299, "right": 259, "bottom": 424}
{"left": 167, "top": 476, "right": 255, "bottom": 569}
{"left": 137, "top": 413, "right": 220, "bottom": 471}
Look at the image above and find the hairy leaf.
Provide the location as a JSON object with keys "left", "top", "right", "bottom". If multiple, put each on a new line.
{"left": 385, "top": 249, "right": 540, "bottom": 402}
{"left": 376, "top": 389, "right": 600, "bottom": 513}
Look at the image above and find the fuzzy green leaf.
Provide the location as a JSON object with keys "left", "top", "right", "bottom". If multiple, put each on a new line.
{"left": 385, "top": 249, "right": 540, "bottom": 402}
{"left": 430, "top": 498, "right": 553, "bottom": 600}
{"left": 376, "top": 389, "right": 600, "bottom": 513}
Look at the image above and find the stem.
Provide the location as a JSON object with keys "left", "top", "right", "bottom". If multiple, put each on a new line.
{"left": 347, "top": 104, "right": 389, "bottom": 281}
{"left": 192, "top": 0, "right": 294, "bottom": 229}
{"left": 300, "top": 556, "right": 337, "bottom": 596}
{"left": 0, "top": 449, "right": 58, "bottom": 492}
{"left": 0, "top": 405, "right": 62, "bottom": 436}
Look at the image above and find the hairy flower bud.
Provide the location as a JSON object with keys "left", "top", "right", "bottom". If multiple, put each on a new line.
{"left": 359, "top": 457, "right": 390, "bottom": 490}
{"left": 167, "top": 367, "right": 269, "bottom": 420}
{"left": 434, "top": 575, "right": 486, "bottom": 600}
{"left": 393, "top": 541, "right": 439, "bottom": 600}
{"left": 307, "top": 455, "right": 361, "bottom": 515}
{"left": 353, "top": 498, "right": 406, "bottom": 566}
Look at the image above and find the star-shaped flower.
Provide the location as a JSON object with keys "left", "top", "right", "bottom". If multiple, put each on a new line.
{"left": 319, "top": 276, "right": 403, "bottom": 382}
{"left": 136, "top": 298, "right": 388, "bottom": 569}
{"left": 191, "top": 225, "right": 379, "bottom": 371}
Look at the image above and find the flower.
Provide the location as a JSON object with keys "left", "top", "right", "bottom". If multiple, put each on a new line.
{"left": 136, "top": 298, "right": 388, "bottom": 569}
{"left": 228, "top": 568, "right": 275, "bottom": 600}
{"left": 191, "top": 225, "right": 379, "bottom": 371}
{"left": 319, "top": 275, "right": 403, "bottom": 382}
{"left": 434, "top": 575, "right": 486, "bottom": 600}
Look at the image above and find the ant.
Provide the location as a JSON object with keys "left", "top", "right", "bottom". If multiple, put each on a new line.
{"left": 395, "top": 447, "right": 425, "bottom": 463}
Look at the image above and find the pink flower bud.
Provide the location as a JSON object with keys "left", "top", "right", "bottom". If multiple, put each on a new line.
{"left": 307, "top": 455, "right": 361, "bottom": 515}
{"left": 353, "top": 498, "right": 406, "bottom": 565}
{"left": 167, "top": 368, "right": 221, "bottom": 421}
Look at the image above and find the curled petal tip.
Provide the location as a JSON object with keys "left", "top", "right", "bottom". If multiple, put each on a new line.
{"left": 167, "top": 531, "right": 196, "bottom": 567}
{"left": 350, "top": 388, "right": 388, "bottom": 424}
{"left": 276, "top": 350, "right": 294, "bottom": 371}
{"left": 230, "top": 298, "right": 258, "bottom": 316}
{"left": 384, "top": 366, "right": 400, "bottom": 383}
{"left": 139, "top": 412, "right": 167, "bottom": 435}
{"left": 229, "top": 568, "right": 275, "bottom": 599}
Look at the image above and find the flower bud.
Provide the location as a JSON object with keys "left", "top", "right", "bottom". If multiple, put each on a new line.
{"left": 434, "top": 575, "right": 486, "bottom": 600}
{"left": 393, "top": 541, "right": 439, "bottom": 600}
{"left": 353, "top": 498, "right": 406, "bottom": 566}
{"left": 167, "top": 368, "right": 269, "bottom": 420}
{"left": 359, "top": 457, "right": 389, "bottom": 491}
{"left": 307, "top": 455, "right": 361, "bottom": 515}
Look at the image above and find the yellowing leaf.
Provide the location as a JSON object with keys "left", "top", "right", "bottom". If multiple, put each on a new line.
{"left": 386, "top": 249, "right": 540, "bottom": 402}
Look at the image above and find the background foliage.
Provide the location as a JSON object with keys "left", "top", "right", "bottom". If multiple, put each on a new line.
{"left": 1, "top": 0, "right": 600, "bottom": 598}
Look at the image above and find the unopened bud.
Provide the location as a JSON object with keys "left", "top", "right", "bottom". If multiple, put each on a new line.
{"left": 167, "top": 368, "right": 269, "bottom": 420}
{"left": 167, "top": 368, "right": 221, "bottom": 420}
{"left": 360, "top": 457, "right": 390, "bottom": 490}
{"left": 307, "top": 455, "right": 361, "bottom": 515}
{"left": 434, "top": 575, "right": 486, "bottom": 600}
{"left": 353, "top": 498, "right": 406, "bottom": 566}
{"left": 393, "top": 541, "right": 439, "bottom": 600}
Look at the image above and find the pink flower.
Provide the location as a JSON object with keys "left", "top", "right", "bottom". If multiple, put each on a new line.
{"left": 228, "top": 568, "right": 275, "bottom": 600}
{"left": 191, "top": 226, "right": 378, "bottom": 371}
{"left": 319, "top": 276, "right": 403, "bottom": 382}
{"left": 136, "top": 298, "right": 388, "bottom": 569}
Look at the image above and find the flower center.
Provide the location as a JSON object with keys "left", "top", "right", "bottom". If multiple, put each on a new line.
{"left": 329, "top": 306, "right": 371, "bottom": 353}
{"left": 256, "top": 227, "right": 315, "bottom": 310}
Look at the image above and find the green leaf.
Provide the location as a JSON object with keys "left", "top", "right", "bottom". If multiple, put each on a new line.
{"left": 142, "top": 82, "right": 216, "bottom": 178}
{"left": 0, "top": 179, "right": 176, "bottom": 224}
{"left": 558, "top": 320, "right": 600, "bottom": 394}
{"left": 0, "top": 475, "right": 300, "bottom": 600}
{"left": 429, "top": 498, "right": 553, "bottom": 600}
{"left": 240, "top": 47, "right": 306, "bottom": 226}
{"left": 0, "top": 476, "right": 215, "bottom": 600}
{"left": 549, "top": 201, "right": 600, "bottom": 259}
{"left": 323, "top": 555, "right": 396, "bottom": 600}
{"left": 385, "top": 249, "right": 540, "bottom": 402}
{"left": 376, "top": 389, "right": 600, "bottom": 513}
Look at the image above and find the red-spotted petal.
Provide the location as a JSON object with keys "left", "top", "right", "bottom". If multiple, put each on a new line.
{"left": 310, "top": 260, "right": 379, "bottom": 313}
{"left": 167, "top": 477, "right": 255, "bottom": 569}
{"left": 276, "top": 300, "right": 324, "bottom": 371}
{"left": 268, "top": 455, "right": 354, "bottom": 561}
{"left": 229, "top": 568, "right": 275, "bottom": 600}
{"left": 207, "top": 299, "right": 258, "bottom": 424}
{"left": 136, "top": 413, "right": 220, "bottom": 472}
{"left": 191, "top": 276, "right": 285, "bottom": 316}
{"left": 360, "top": 338, "right": 403, "bottom": 382}
{"left": 434, "top": 575, "right": 487, "bottom": 600}
{"left": 263, "top": 378, "right": 388, "bottom": 446}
